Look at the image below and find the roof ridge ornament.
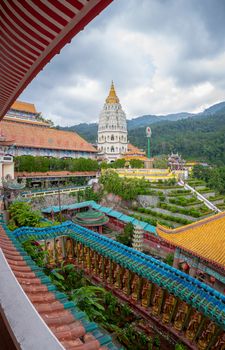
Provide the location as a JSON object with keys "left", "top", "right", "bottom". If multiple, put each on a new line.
{"left": 105, "top": 81, "right": 119, "bottom": 104}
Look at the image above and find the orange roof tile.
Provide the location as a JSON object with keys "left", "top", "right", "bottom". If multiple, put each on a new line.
{"left": 157, "top": 212, "right": 225, "bottom": 268}
{"left": 123, "top": 155, "right": 148, "bottom": 161}
{"left": 127, "top": 143, "right": 146, "bottom": 155}
{"left": 0, "top": 120, "right": 97, "bottom": 153}
{"left": 10, "top": 100, "right": 37, "bottom": 114}
{"left": 3, "top": 116, "right": 49, "bottom": 127}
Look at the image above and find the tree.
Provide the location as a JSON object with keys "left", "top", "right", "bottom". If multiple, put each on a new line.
{"left": 116, "top": 223, "right": 134, "bottom": 247}
{"left": 14, "top": 156, "right": 99, "bottom": 172}
{"left": 8, "top": 202, "right": 42, "bottom": 230}
{"left": 129, "top": 159, "right": 144, "bottom": 168}
{"left": 100, "top": 170, "right": 149, "bottom": 200}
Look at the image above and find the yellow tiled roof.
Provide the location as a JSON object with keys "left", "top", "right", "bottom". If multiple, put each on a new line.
{"left": 10, "top": 100, "right": 37, "bottom": 114}
{"left": 157, "top": 212, "right": 225, "bottom": 268}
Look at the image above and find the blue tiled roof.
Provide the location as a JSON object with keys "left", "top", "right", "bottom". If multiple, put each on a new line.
{"left": 42, "top": 201, "right": 156, "bottom": 234}
{"left": 42, "top": 201, "right": 95, "bottom": 213}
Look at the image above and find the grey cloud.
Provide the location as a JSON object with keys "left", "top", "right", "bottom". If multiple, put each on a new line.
{"left": 20, "top": 0, "right": 225, "bottom": 125}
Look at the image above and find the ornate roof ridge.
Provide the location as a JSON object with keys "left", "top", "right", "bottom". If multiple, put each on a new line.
{"left": 157, "top": 211, "right": 225, "bottom": 235}
{"left": 105, "top": 81, "right": 120, "bottom": 104}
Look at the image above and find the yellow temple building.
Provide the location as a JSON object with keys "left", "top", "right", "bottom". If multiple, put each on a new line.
{"left": 157, "top": 212, "right": 225, "bottom": 292}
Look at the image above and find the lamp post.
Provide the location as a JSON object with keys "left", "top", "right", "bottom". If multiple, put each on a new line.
{"left": 146, "top": 126, "right": 152, "bottom": 159}
{"left": 58, "top": 186, "right": 62, "bottom": 223}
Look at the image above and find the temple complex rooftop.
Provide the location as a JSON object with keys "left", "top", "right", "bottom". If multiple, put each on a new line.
{"left": 157, "top": 211, "right": 225, "bottom": 269}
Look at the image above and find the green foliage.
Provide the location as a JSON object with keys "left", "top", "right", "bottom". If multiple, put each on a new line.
{"left": 159, "top": 202, "right": 212, "bottom": 218}
{"left": 128, "top": 113, "right": 225, "bottom": 165}
{"left": 100, "top": 170, "right": 149, "bottom": 200}
{"left": 8, "top": 201, "right": 60, "bottom": 230}
{"left": 153, "top": 335, "right": 161, "bottom": 349}
{"left": 22, "top": 239, "right": 47, "bottom": 267}
{"left": 8, "top": 202, "right": 42, "bottom": 230}
{"left": 169, "top": 196, "right": 201, "bottom": 206}
{"left": 153, "top": 155, "right": 168, "bottom": 169}
{"left": 116, "top": 223, "right": 134, "bottom": 247}
{"left": 129, "top": 159, "right": 144, "bottom": 168}
{"left": 164, "top": 253, "right": 174, "bottom": 266}
{"left": 61, "top": 110, "right": 225, "bottom": 165}
{"left": 14, "top": 156, "right": 99, "bottom": 172}
{"left": 193, "top": 164, "right": 225, "bottom": 194}
{"left": 71, "top": 286, "right": 106, "bottom": 323}
{"left": 136, "top": 207, "right": 192, "bottom": 225}
{"left": 76, "top": 187, "right": 102, "bottom": 202}
{"left": 175, "top": 343, "right": 186, "bottom": 350}
{"left": 50, "top": 262, "right": 86, "bottom": 293}
{"left": 100, "top": 158, "right": 144, "bottom": 169}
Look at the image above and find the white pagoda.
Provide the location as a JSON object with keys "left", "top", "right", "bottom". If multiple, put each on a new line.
{"left": 97, "top": 82, "right": 128, "bottom": 162}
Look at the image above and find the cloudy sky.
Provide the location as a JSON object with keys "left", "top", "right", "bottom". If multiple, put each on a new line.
{"left": 20, "top": 0, "right": 225, "bottom": 126}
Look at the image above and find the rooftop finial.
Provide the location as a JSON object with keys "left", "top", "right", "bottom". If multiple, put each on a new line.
{"left": 106, "top": 81, "right": 119, "bottom": 104}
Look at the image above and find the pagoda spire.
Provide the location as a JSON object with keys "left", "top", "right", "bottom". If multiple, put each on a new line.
{"left": 105, "top": 81, "right": 119, "bottom": 104}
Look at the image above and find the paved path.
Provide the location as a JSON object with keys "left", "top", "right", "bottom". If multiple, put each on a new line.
{"left": 178, "top": 180, "right": 221, "bottom": 213}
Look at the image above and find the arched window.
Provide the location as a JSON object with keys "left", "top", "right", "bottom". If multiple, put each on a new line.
{"left": 111, "top": 134, "right": 114, "bottom": 141}
{"left": 111, "top": 146, "right": 114, "bottom": 153}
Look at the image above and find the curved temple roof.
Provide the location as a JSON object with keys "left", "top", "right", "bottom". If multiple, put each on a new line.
{"left": 0, "top": 0, "right": 113, "bottom": 118}
{"left": 157, "top": 212, "right": 225, "bottom": 269}
{"left": 14, "top": 221, "right": 225, "bottom": 329}
{"left": 0, "top": 119, "right": 97, "bottom": 153}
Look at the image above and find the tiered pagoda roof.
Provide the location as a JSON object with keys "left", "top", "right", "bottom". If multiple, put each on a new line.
{"left": 124, "top": 143, "right": 148, "bottom": 161}
{"left": 10, "top": 100, "right": 37, "bottom": 114}
{"left": 157, "top": 212, "right": 225, "bottom": 269}
{"left": 73, "top": 210, "right": 109, "bottom": 227}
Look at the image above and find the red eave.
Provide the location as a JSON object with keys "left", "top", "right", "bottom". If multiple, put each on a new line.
{"left": 0, "top": 0, "right": 113, "bottom": 118}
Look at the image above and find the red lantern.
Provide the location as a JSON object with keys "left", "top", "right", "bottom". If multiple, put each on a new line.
{"left": 182, "top": 262, "right": 189, "bottom": 271}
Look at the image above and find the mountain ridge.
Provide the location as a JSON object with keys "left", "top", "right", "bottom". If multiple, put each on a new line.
{"left": 58, "top": 101, "right": 225, "bottom": 146}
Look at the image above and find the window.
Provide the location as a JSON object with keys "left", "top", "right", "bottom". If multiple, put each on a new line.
{"left": 111, "top": 134, "right": 114, "bottom": 141}
{"left": 111, "top": 146, "right": 115, "bottom": 152}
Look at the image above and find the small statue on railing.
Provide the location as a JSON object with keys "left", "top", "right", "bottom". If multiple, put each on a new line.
{"left": 152, "top": 287, "right": 163, "bottom": 316}
{"left": 174, "top": 302, "right": 189, "bottom": 331}
{"left": 186, "top": 312, "right": 201, "bottom": 341}
{"left": 197, "top": 321, "right": 216, "bottom": 350}
{"left": 55, "top": 238, "right": 63, "bottom": 263}
{"left": 213, "top": 332, "right": 225, "bottom": 350}
{"left": 66, "top": 237, "right": 73, "bottom": 260}
{"left": 46, "top": 240, "right": 55, "bottom": 265}
{"left": 162, "top": 294, "right": 175, "bottom": 324}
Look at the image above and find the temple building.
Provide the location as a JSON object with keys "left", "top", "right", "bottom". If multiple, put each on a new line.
{"left": 168, "top": 153, "right": 185, "bottom": 170}
{"left": 97, "top": 82, "right": 128, "bottom": 162}
{"left": 1, "top": 101, "right": 97, "bottom": 159}
{"left": 157, "top": 212, "right": 225, "bottom": 293}
{"left": 124, "top": 143, "right": 148, "bottom": 162}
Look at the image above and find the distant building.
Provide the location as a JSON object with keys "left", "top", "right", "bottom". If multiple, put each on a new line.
{"left": 1, "top": 101, "right": 97, "bottom": 159}
{"left": 97, "top": 82, "right": 128, "bottom": 162}
{"left": 168, "top": 152, "right": 185, "bottom": 170}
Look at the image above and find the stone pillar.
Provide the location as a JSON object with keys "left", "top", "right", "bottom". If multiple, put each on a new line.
{"left": 173, "top": 248, "right": 181, "bottom": 269}
{"left": 189, "top": 257, "right": 199, "bottom": 277}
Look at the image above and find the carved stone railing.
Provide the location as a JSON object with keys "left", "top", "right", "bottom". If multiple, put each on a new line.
{"left": 15, "top": 222, "right": 225, "bottom": 349}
